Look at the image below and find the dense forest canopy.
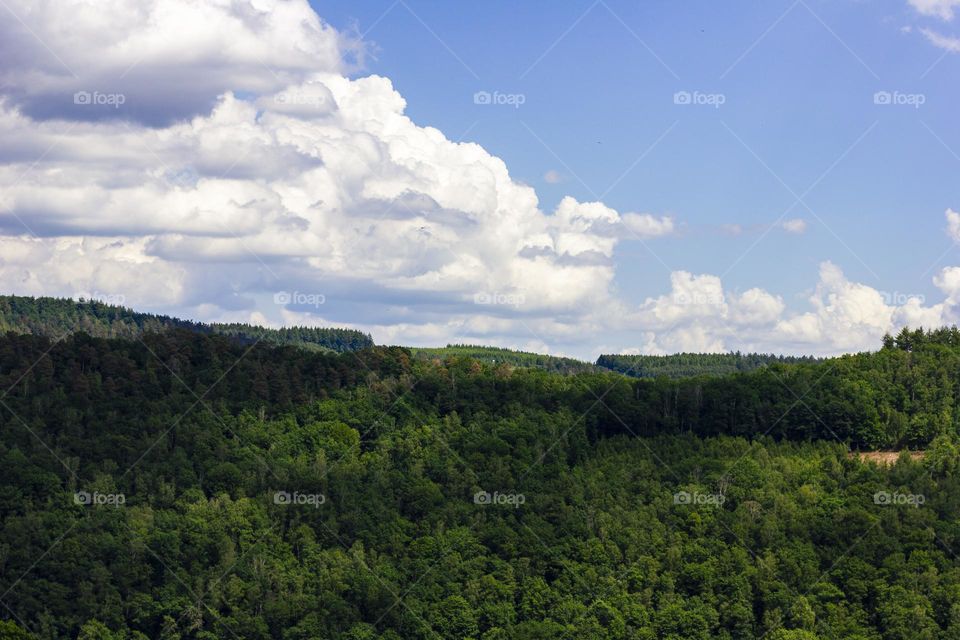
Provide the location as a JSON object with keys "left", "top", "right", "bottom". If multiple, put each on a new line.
{"left": 0, "top": 295, "right": 374, "bottom": 353}
{"left": 411, "top": 344, "right": 599, "bottom": 375}
{"left": 410, "top": 347, "right": 828, "bottom": 380}
{"left": 596, "top": 352, "right": 824, "bottom": 379}
{"left": 1, "top": 321, "right": 960, "bottom": 638}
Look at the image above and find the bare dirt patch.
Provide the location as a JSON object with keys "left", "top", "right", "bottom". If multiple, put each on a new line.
{"left": 849, "top": 451, "right": 925, "bottom": 465}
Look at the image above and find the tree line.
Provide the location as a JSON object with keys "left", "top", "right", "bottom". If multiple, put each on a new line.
{"left": 412, "top": 344, "right": 599, "bottom": 375}
{"left": 0, "top": 295, "right": 373, "bottom": 353}
{"left": 596, "top": 352, "right": 823, "bottom": 379}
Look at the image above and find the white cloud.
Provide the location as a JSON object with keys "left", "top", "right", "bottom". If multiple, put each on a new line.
{"left": 779, "top": 261, "right": 896, "bottom": 352}
{"left": 621, "top": 212, "right": 675, "bottom": 238}
{"left": 729, "top": 288, "right": 786, "bottom": 326}
{"left": 909, "top": 0, "right": 960, "bottom": 20}
{"left": 781, "top": 218, "right": 807, "bottom": 234}
{"left": 0, "top": 236, "right": 185, "bottom": 307}
{"left": 946, "top": 208, "right": 960, "bottom": 241}
{"left": 920, "top": 28, "right": 960, "bottom": 51}
{"left": 639, "top": 271, "right": 727, "bottom": 325}
{"left": 933, "top": 266, "right": 960, "bottom": 301}
{"left": 619, "top": 258, "right": 957, "bottom": 356}
{"left": 0, "top": 0, "right": 356, "bottom": 125}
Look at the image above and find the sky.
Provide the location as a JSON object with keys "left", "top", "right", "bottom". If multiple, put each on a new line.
{"left": 0, "top": 0, "right": 959, "bottom": 360}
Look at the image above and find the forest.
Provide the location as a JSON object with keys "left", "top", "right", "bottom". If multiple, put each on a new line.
{"left": 0, "top": 318, "right": 960, "bottom": 640}
{"left": 0, "top": 296, "right": 828, "bottom": 378}
{"left": 411, "top": 345, "right": 598, "bottom": 375}
{"left": 0, "top": 295, "right": 373, "bottom": 353}
{"left": 2, "top": 314, "right": 960, "bottom": 637}
{"left": 596, "top": 352, "right": 823, "bottom": 379}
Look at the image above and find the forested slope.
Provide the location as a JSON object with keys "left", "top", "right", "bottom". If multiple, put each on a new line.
{"left": 1, "top": 326, "right": 960, "bottom": 638}
{"left": 616, "top": 326, "right": 960, "bottom": 449}
{"left": 0, "top": 295, "right": 373, "bottom": 353}
{"left": 412, "top": 344, "right": 598, "bottom": 375}
{"left": 596, "top": 352, "right": 823, "bottom": 379}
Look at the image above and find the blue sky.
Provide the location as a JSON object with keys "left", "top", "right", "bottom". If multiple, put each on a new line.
{"left": 1, "top": 0, "right": 960, "bottom": 359}
{"left": 318, "top": 0, "right": 959, "bottom": 307}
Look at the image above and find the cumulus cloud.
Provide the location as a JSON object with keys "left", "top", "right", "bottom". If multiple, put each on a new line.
{"left": 0, "top": 0, "right": 679, "bottom": 355}
{"left": 622, "top": 212, "right": 675, "bottom": 238}
{"left": 774, "top": 262, "right": 896, "bottom": 352}
{"left": 0, "top": 236, "right": 185, "bottom": 307}
{"left": 0, "top": 0, "right": 356, "bottom": 126}
{"left": 0, "top": 0, "right": 955, "bottom": 360}
{"left": 608, "top": 208, "right": 960, "bottom": 355}
{"left": 730, "top": 288, "right": 786, "bottom": 326}
{"left": 620, "top": 255, "right": 957, "bottom": 356}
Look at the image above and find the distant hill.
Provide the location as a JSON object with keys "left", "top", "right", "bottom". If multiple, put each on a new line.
{"left": 595, "top": 351, "right": 823, "bottom": 379}
{"left": 411, "top": 344, "right": 599, "bottom": 374}
{"left": 403, "top": 345, "right": 825, "bottom": 379}
{"left": 0, "top": 294, "right": 373, "bottom": 353}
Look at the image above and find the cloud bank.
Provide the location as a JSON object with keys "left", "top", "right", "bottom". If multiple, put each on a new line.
{"left": 0, "top": 0, "right": 955, "bottom": 358}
